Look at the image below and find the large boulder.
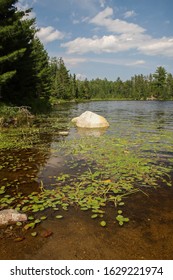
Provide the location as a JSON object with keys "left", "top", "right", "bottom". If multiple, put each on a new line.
{"left": 77, "top": 127, "right": 107, "bottom": 137}
{"left": 71, "top": 111, "right": 109, "bottom": 128}
{"left": 0, "top": 209, "right": 27, "bottom": 226}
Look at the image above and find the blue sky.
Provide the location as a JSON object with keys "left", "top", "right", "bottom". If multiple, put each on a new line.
{"left": 17, "top": 0, "right": 173, "bottom": 81}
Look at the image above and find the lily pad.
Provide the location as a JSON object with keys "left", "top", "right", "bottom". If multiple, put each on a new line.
{"left": 55, "top": 215, "right": 63, "bottom": 219}
{"left": 100, "top": 220, "right": 106, "bottom": 227}
{"left": 40, "top": 216, "right": 47, "bottom": 220}
{"left": 91, "top": 214, "right": 98, "bottom": 219}
{"left": 31, "top": 232, "right": 37, "bottom": 237}
{"left": 16, "top": 222, "right": 23, "bottom": 226}
{"left": 28, "top": 216, "right": 35, "bottom": 220}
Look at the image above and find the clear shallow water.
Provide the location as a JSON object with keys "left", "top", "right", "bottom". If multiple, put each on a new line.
{"left": 1, "top": 101, "right": 173, "bottom": 260}
{"left": 48, "top": 101, "right": 173, "bottom": 162}
{"left": 1, "top": 100, "right": 173, "bottom": 205}
{"left": 51, "top": 100, "right": 173, "bottom": 138}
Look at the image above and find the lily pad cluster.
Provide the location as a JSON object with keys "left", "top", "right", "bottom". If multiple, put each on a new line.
{"left": 1, "top": 130, "right": 173, "bottom": 230}
{"left": 0, "top": 105, "right": 173, "bottom": 231}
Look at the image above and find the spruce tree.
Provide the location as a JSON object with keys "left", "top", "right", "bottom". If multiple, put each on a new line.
{"left": 71, "top": 74, "right": 78, "bottom": 99}
{"left": 0, "top": 0, "right": 51, "bottom": 107}
{"left": 153, "top": 66, "right": 167, "bottom": 99}
{"left": 50, "top": 57, "right": 72, "bottom": 100}
{"left": 0, "top": 0, "right": 36, "bottom": 102}
{"left": 31, "top": 38, "right": 51, "bottom": 100}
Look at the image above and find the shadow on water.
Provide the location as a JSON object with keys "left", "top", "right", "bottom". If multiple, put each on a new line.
{"left": 0, "top": 101, "right": 173, "bottom": 260}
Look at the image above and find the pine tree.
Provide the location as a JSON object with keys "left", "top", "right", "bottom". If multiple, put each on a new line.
{"left": 166, "top": 73, "right": 173, "bottom": 99}
{"left": 31, "top": 38, "right": 51, "bottom": 100}
{"left": 79, "top": 78, "right": 91, "bottom": 99}
{"left": 0, "top": 0, "right": 36, "bottom": 102}
{"left": 153, "top": 66, "right": 167, "bottom": 99}
{"left": 69, "top": 74, "right": 78, "bottom": 99}
{"left": 0, "top": 0, "right": 51, "bottom": 107}
{"left": 50, "top": 57, "right": 72, "bottom": 100}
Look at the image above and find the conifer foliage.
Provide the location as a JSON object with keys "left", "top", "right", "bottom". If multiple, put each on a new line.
{"left": 0, "top": 0, "right": 51, "bottom": 106}
{"left": 50, "top": 57, "right": 78, "bottom": 100}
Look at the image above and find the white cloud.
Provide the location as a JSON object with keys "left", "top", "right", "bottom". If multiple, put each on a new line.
{"left": 62, "top": 7, "right": 173, "bottom": 58}
{"left": 37, "top": 26, "right": 64, "bottom": 43}
{"left": 138, "top": 37, "right": 173, "bottom": 57}
{"left": 61, "top": 56, "right": 146, "bottom": 68}
{"left": 61, "top": 34, "right": 147, "bottom": 54}
{"left": 123, "top": 10, "right": 137, "bottom": 19}
{"left": 62, "top": 36, "right": 111, "bottom": 54}
{"left": 90, "top": 7, "right": 145, "bottom": 34}
{"left": 76, "top": 73, "right": 87, "bottom": 80}
{"left": 63, "top": 57, "right": 87, "bottom": 67}
{"left": 125, "top": 60, "right": 145, "bottom": 66}
{"left": 62, "top": 33, "right": 173, "bottom": 57}
{"left": 88, "top": 57, "right": 146, "bottom": 67}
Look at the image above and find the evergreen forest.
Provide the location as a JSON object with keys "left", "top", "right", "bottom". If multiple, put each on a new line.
{"left": 1, "top": 0, "right": 173, "bottom": 112}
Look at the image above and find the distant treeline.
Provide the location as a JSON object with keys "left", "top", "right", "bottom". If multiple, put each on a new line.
{"left": 50, "top": 58, "right": 173, "bottom": 101}
{"left": 1, "top": 0, "right": 173, "bottom": 112}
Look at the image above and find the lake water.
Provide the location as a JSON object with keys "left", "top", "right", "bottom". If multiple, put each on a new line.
{"left": 56, "top": 100, "right": 173, "bottom": 129}
{"left": 46, "top": 100, "right": 173, "bottom": 173}
{"left": 48, "top": 100, "right": 173, "bottom": 143}
{"left": 0, "top": 101, "right": 173, "bottom": 260}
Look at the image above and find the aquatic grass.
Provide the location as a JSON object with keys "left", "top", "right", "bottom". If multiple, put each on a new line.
{"left": 1, "top": 129, "right": 172, "bottom": 229}
{"left": 0, "top": 127, "right": 41, "bottom": 149}
{"left": 0, "top": 107, "right": 173, "bottom": 229}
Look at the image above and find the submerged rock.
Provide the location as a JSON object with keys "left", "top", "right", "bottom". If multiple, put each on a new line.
{"left": 77, "top": 127, "right": 107, "bottom": 137}
{"left": 0, "top": 209, "right": 27, "bottom": 226}
{"left": 71, "top": 111, "right": 109, "bottom": 128}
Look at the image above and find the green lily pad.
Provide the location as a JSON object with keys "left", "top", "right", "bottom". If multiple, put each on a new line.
{"left": 100, "top": 220, "right": 106, "bottom": 227}
{"left": 40, "top": 216, "right": 47, "bottom": 220}
{"left": 31, "top": 232, "right": 37, "bottom": 237}
{"left": 55, "top": 215, "right": 63, "bottom": 219}
{"left": 24, "top": 223, "right": 35, "bottom": 230}
{"left": 91, "top": 214, "right": 98, "bottom": 219}
{"left": 34, "top": 219, "right": 41, "bottom": 224}
{"left": 16, "top": 222, "right": 22, "bottom": 226}
{"left": 28, "top": 216, "right": 35, "bottom": 220}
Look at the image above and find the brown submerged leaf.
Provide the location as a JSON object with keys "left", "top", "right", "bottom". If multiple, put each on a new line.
{"left": 40, "top": 229, "right": 53, "bottom": 238}
{"left": 14, "top": 236, "right": 25, "bottom": 242}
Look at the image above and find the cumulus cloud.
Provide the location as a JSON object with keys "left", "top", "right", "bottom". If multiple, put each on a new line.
{"left": 90, "top": 7, "right": 145, "bottom": 34}
{"left": 138, "top": 37, "right": 173, "bottom": 56}
{"left": 62, "top": 35, "right": 129, "bottom": 54}
{"left": 61, "top": 33, "right": 148, "bottom": 54}
{"left": 62, "top": 7, "right": 173, "bottom": 57}
{"left": 62, "top": 33, "right": 173, "bottom": 57}
{"left": 37, "top": 26, "right": 64, "bottom": 43}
